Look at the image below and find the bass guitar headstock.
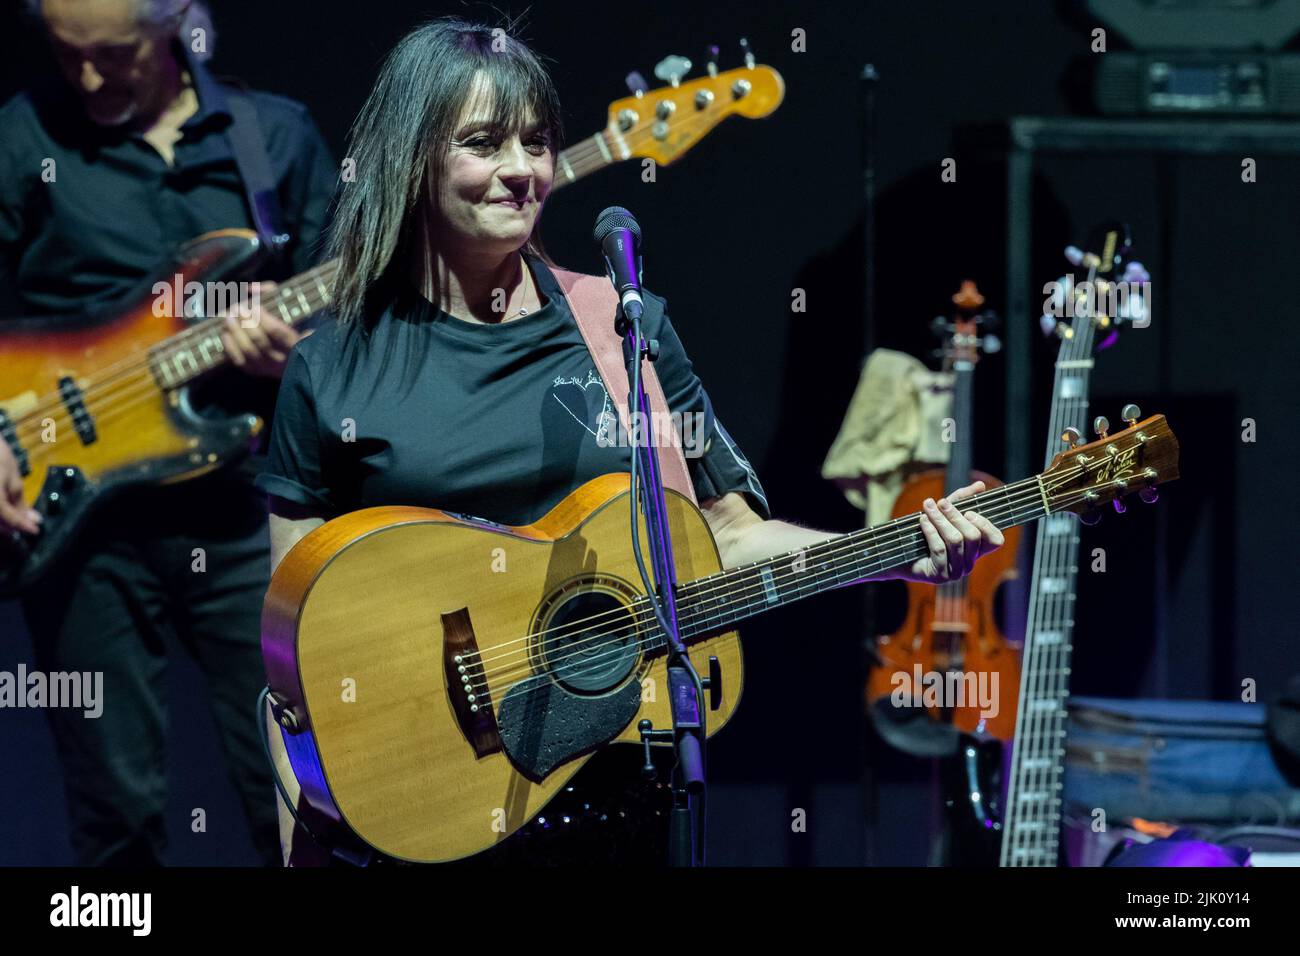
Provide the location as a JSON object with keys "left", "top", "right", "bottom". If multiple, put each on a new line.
{"left": 605, "top": 40, "right": 784, "bottom": 167}
{"left": 1042, "top": 221, "right": 1149, "bottom": 350}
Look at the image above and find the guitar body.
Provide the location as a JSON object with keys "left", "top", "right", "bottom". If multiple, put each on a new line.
{"left": 262, "top": 473, "right": 744, "bottom": 864}
{"left": 0, "top": 229, "right": 266, "bottom": 594}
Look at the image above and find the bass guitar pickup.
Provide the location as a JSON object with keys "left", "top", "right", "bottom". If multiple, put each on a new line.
{"left": 58, "top": 376, "right": 97, "bottom": 446}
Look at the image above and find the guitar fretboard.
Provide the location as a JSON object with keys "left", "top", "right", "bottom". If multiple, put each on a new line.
{"left": 999, "top": 309, "right": 1098, "bottom": 867}
{"left": 627, "top": 475, "right": 1054, "bottom": 650}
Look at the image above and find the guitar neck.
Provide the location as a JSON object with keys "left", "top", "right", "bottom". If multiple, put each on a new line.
{"left": 652, "top": 474, "right": 1053, "bottom": 648}
{"left": 998, "top": 316, "right": 1098, "bottom": 867}
{"left": 147, "top": 136, "right": 605, "bottom": 391}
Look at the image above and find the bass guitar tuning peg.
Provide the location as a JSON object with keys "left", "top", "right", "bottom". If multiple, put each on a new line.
{"left": 654, "top": 55, "right": 692, "bottom": 87}
{"left": 740, "top": 37, "right": 756, "bottom": 68}
{"left": 625, "top": 71, "right": 649, "bottom": 97}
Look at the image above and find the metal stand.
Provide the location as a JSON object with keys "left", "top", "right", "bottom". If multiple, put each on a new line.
{"left": 616, "top": 304, "right": 708, "bottom": 867}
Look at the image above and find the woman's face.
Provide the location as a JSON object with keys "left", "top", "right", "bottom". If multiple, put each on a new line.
{"left": 432, "top": 75, "right": 555, "bottom": 256}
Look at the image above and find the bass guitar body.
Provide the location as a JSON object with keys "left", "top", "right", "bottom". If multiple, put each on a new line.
{"left": 0, "top": 230, "right": 267, "bottom": 594}
{"left": 262, "top": 473, "right": 744, "bottom": 864}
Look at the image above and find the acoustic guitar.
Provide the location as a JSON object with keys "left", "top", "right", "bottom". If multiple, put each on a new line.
{"left": 0, "top": 60, "right": 786, "bottom": 595}
{"left": 264, "top": 417, "right": 1179, "bottom": 863}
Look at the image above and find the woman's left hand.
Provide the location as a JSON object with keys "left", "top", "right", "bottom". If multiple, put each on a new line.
{"left": 900, "top": 480, "right": 1005, "bottom": 584}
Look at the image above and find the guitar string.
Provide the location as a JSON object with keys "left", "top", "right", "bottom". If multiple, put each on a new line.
{"left": 466, "top": 474, "right": 1070, "bottom": 672}
{"left": 466, "top": 449, "right": 1112, "bottom": 669}
{"left": 457, "top": 494, "right": 1076, "bottom": 717}
{"left": 454, "top": 484, "right": 1138, "bottom": 707}
{"left": 5, "top": 104, "right": 734, "bottom": 438}
{"left": 461, "top": 466, "right": 1125, "bottom": 690}
{"left": 463, "top": 480, "right": 1058, "bottom": 682}
{"left": 458, "top": 475, "right": 1122, "bottom": 693}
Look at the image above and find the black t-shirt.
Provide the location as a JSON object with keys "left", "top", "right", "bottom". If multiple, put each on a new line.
{"left": 257, "top": 256, "right": 770, "bottom": 526}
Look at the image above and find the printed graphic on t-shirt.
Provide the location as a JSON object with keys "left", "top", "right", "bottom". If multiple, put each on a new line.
{"left": 551, "top": 369, "right": 617, "bottom": 446}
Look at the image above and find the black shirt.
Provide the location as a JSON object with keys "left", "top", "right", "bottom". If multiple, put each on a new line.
{"left": 257, "top": 256, "right": 770, "bottom": 526}
{"left": 0, "top": 45, "right": 337, "bottom": 463}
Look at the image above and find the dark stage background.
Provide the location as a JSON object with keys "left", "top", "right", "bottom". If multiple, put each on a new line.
{"left": 1, "top": 0, "right": 1294, "bottom": 865}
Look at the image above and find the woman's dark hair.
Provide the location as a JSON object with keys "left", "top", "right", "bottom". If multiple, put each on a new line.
{"left": 326, "top": 17, "right": 564, "bottom": 327}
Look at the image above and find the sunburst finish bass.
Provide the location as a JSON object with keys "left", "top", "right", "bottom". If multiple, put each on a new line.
{"left": 263, "top": 416, "right": 1179, "bottom": 863}
{"left": 0, "top": 60, "right": 785, "bottom": 595}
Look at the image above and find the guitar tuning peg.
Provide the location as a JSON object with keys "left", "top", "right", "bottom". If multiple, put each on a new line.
{"left": 654, "top": 55, "right": 692, "bottom": 87}
{"left": 1061, "top": 426, "right": 1083, "bottom": 448}
{"left": 1139, "top": 487, "right": 1159, "bottom": 504}
{"left": 1121, "top": 403, "right": 1142, "bottom": 426}
{"left": 705, "top": 44, "right": 720, "bottom": 77}
{"left": 625, "top": 71, "right": 649, "bottom": 97}
{"left": 1078, "top": 509, "right": 1102, "bottom": 526}
{"left": 1112, "top": 497, "right": 1127, "bottom": 514}
{"left": 1093, "top": 415, "right": 1110, "bottom": 439}
{"left": 980, "top": 333, "right": 1002, "bottom": 354}
{"left": 740, "top": 37, "right": 755, "bottom": 68}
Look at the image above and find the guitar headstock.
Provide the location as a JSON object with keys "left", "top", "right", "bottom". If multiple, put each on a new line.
{"left": 604, "top": 43, "right": 784, "bottom": 167}
{"left": 1040, "top": 406, "right": 1179, "bottom": 523}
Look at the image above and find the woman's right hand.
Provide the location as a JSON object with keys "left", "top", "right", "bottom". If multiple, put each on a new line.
{"left": 0, "top": 439, "right": 40, "bottom": 536}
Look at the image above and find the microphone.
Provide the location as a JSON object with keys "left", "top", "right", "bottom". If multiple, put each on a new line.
{"left": 593, "top": 206, "right": 644, "bottom": 322}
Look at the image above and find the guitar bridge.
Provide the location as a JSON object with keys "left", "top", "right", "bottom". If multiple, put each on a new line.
{"left": 441, "top": 608, "right": 502, "bottom": 758}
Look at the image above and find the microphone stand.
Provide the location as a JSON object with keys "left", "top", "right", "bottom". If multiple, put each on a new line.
{"left": 616, "top": 299, "right": 707, "bottom": 867}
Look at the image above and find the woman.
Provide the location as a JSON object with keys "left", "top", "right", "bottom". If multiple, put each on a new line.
{"left": 259, "top": 17, "right": 1004, "bottom": 866}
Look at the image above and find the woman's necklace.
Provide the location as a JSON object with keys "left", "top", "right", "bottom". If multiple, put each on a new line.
{"left": 515, "top": 265, "right": 534, "bottom": 316}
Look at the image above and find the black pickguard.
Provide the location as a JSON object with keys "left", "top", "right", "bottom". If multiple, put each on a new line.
{"left": 496, "top": 675, "right": 642, "bottom": 781}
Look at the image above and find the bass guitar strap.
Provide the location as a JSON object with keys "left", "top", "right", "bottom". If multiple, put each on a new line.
{"left": 224, "top": 89, "right": 290, "bottom": 258}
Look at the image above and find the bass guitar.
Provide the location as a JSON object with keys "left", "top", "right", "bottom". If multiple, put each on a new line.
{"left": 999, "top": 222, "right": 1145, "bottom": 866}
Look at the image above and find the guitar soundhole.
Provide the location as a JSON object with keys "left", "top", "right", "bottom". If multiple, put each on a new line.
{"left": 536, "top": 579, "right": 642, "bottom": 695}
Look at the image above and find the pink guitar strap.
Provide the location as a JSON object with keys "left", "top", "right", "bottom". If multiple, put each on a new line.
{"left": 552, "top": 267, "right": 698, "bottom": 506}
